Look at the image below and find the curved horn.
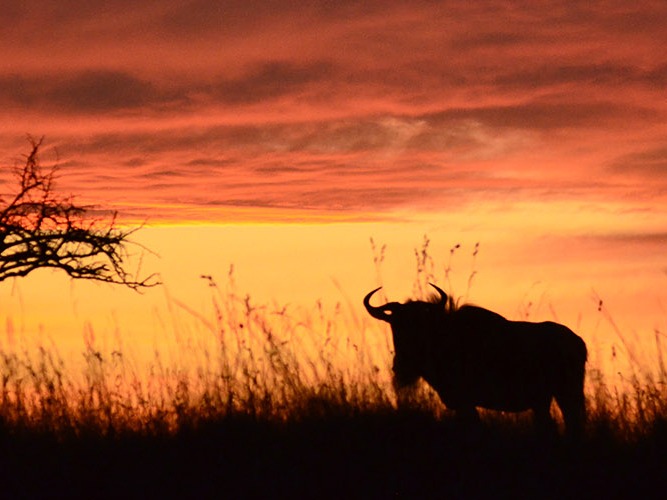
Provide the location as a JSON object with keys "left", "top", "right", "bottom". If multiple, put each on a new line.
{"left": 429, "top": 283, "right": 448, "bottom": 307}
{"left": 363, "top": 287, "right": 393, "bottom": 322}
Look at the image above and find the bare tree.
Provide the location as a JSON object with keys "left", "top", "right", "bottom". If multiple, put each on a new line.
{"left": 0, "top": 137, "right": 159, "bottom": 290}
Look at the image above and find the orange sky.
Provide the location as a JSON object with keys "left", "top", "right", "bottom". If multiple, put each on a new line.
{"left": 0, "top": 2, "right": 666, "bottom": 372}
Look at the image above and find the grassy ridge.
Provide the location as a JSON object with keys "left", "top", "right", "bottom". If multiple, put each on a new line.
{"left": 2, "top": 405, "right": 667, "bottom": 498}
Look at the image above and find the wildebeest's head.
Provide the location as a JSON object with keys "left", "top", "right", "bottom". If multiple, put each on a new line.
{"left": 363, "top": 283, "right": 449, "bottom": 385}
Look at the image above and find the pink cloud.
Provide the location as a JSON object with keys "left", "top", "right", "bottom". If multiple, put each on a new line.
{"left": 0, "top": 1, "right": 665, "bottom": 223}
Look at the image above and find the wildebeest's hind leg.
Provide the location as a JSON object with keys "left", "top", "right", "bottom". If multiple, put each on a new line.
{"left": 555, "top": 361, "right": 587, "bottom": 440}
{"left": 532, "top": 400, "right": 558, "bottom": 438}
{"left": 555, "top": 390, "right": 586, "bottom": 441}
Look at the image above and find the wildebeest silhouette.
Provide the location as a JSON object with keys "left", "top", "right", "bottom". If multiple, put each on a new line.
{"left": 364, "top": 283, "right": 587, "bottom": 437}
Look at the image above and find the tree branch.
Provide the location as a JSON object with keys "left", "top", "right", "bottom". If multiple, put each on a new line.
{"left": 0, "top": 137, "right": 159, "bottom": 290}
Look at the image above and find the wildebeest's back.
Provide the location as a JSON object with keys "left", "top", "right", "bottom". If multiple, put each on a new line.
{"left": 426, "top": 309, "right": 586, "bottom": 412}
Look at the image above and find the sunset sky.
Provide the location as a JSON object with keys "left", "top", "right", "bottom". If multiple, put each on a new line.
{"left": 0, "top": 1, "right": 666, "bottom": 360}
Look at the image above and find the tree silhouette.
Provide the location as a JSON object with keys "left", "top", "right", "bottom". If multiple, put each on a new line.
{"left": 0, "top": 138, "right": 158, "bottom": 290}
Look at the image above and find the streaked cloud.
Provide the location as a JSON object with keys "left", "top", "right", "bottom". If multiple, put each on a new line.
{"left": 608, "top": 146, "right": 667, "bottom": 176}
{"left": 0, "top": 71, "right": 165, "bottom": 112}
{"left": 0, "top": 1, "right": 665, "bottom": 224}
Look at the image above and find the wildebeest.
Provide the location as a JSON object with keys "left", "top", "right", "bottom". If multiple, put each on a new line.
{"left": 364, "top": 283, "right": 587, "bottom": 437}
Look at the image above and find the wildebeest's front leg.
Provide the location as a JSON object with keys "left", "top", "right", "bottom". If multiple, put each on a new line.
{"left": 452, "top": 406, "right": 481, "bottom": 424}
{"left": 391, "top": 366, "right": 421, "bottom": 409}
{"left": 433, "top": 389, "right": 481, "bottom": 425}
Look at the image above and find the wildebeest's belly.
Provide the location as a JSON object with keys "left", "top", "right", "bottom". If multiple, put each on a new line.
{"left": 427, "top": 376, "right": 546, "bottom": 412}
{"left": 423, "top": 350, "right": 553, "bottom": 411}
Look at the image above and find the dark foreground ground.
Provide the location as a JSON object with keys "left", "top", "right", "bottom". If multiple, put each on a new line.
{"left": 2, "top": 411, "right": 667, "bottom": 499}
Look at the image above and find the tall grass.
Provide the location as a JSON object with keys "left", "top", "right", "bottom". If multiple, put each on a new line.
{"left": 0, "top": 240, "right": 665, "bottom": 443}
{"left": 0, "top": 266, "right": 397, "bottom": 436}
